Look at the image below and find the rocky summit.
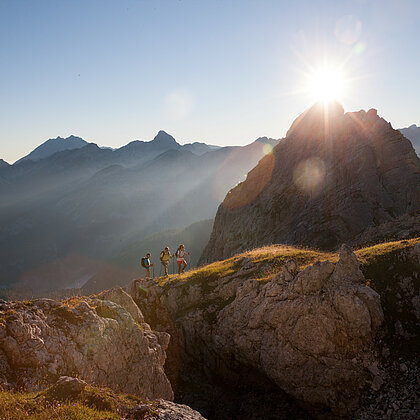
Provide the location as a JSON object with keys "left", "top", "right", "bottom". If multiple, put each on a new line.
{"left": 200, "top": 102, "right": 420, "bottom": 264}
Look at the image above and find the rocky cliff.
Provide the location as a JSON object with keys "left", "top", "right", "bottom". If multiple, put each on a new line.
{"left": 128, "top": 245, "right": 386, "bottom": 416}
{"left": 0, "top": 287, "right": 173, "bottom": 400}
{"left": 200, "top": 103, "right": 420, "bottom": 263}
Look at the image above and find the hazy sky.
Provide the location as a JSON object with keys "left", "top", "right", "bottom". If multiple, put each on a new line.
{"left": 1, "top": 0, "right": 419, "bottom": 163}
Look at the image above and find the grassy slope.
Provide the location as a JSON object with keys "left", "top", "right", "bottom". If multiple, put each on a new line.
{"left": 0, "top": 384, "right": 158, "bottom": 420}
{"left": 156, "top": 238, "right": 419, "bottom": 288}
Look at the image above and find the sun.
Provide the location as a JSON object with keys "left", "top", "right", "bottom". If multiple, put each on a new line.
{"left": 307, "top": 66, "right": 347, "bottom": 103}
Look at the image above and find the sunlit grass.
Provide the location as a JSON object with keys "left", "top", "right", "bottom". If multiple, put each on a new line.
{"left": 157, "top": 257, "right": 237, "bottom": 287}
{"left": 0, "top": 384, "right": 158, "bottom": 420}
{"left": 354, "top": 237, "right": 420, "bottom": 265}
{"left": 151, "top": 238, "right": 419, "bottom": 289}
{"left": 243, "top": 244, "right": 337, "bottom": 266}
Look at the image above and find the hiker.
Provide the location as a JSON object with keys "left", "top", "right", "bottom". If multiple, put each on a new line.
{"left": 141, "top": 252, "right": 154, "bottom": 278}
{"left": 160, "top": 246, "right": 172, "bottom": 276}
{"left": 175, "top": 244, "right": 190, "bottom": 274}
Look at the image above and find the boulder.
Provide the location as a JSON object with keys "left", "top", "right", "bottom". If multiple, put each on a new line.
{"left": 0, "top": 296, "right": 173, "bottom": 400}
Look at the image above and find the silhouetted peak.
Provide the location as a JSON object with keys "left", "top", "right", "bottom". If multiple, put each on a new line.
{"left": 152, "top": 130, "right": 178, "bottom": 147}
{"left": 286, "top": 101, "right": 345, "bottom": 138}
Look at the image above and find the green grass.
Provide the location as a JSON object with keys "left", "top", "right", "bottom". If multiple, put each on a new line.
{"left": 0, "top": 384, "right": 159, "bottom": 420}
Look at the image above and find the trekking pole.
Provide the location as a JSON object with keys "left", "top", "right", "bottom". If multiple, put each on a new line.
{"left": 152, "top": 266, "right": 155, "bottom": 279}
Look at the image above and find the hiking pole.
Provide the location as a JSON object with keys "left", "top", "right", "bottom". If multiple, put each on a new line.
{"left": 152, "top": 266, "right": 155, "bottom": 279}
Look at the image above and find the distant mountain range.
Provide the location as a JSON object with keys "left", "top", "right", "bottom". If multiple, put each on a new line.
{"left": 399, "top": 124, "right": 420, "bottom": 156}
{"left": 12, "top": 131, "right": 222, "bottom": 165}
{"left": 0, "top": 131, "right": 279, "bottom": 293}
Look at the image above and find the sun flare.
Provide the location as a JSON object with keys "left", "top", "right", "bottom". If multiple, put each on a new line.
{"left": 307, "top": 66, "right": 347, "bottom": 103}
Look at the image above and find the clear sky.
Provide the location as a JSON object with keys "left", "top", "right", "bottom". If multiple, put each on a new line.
{"left": 1, "top": 0, "right": 419, "bottom": 163}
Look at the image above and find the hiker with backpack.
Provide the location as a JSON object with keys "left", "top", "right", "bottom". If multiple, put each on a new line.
{"left": 175, "top": 244, "right": 190, "bottom": 274}
{"left": 141, "top": 252, "right": 154, "bottom": 278}
{"left": 160, "top": 246, "right": 172, "bottom": 276}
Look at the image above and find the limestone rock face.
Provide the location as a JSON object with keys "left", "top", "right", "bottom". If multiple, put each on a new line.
{"left": 129, "top": 247, "right": 384, "bottom": 415}
{"left": 0, "top": 288, "right": 173, "bottom": 400}
{"left": 200, "top": 103, "right": 420, "bottom": 263}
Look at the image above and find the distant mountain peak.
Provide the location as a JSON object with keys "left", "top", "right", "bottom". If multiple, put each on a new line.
{"left": 16, "top": 135, "right": 89, "bottom": 164}
{"left": 54, "top": 134, "right": 82, "bottom": 140}
{"left": 254, "top": 137, "right": 280, "bottom": 146}
{"left": 152, "top": 130, "right": 179, "bottom": 146}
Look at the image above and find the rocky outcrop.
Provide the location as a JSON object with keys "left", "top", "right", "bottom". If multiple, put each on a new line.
{"left": 156, "top": 400, "right": 207, "bottom": 420}
{"left": 128, "top": 246, "right": 384, "bottom": 416}
{"left": 200, "top": 103, "right": 420, "bottom": 263}
{"left": 0, "top": 287, "right": 173, "bottom": 400}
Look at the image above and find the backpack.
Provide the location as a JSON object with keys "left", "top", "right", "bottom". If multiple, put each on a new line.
{"left": 175, "top": 248, "right": 180, "bottom": 258}
{"left": 141, "top": 257, "right": 147, "bottom": 268}
{"left": 160, "top": 251, "right": 165, "bottom": 261}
